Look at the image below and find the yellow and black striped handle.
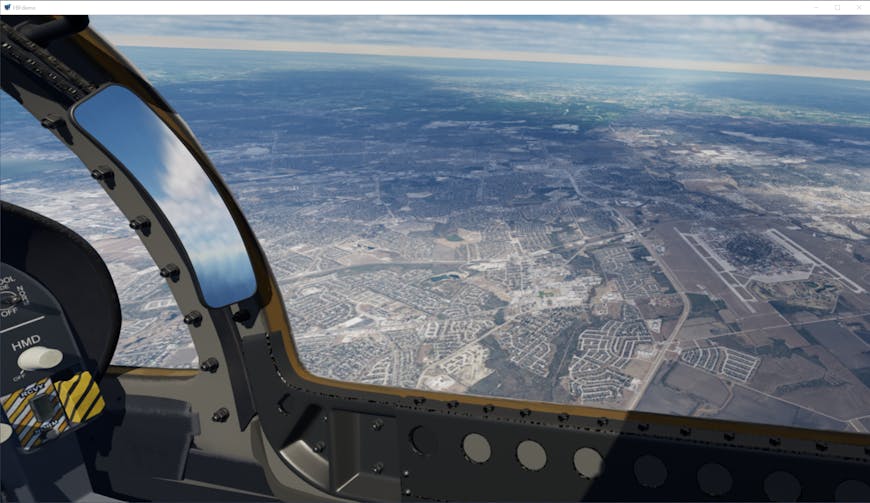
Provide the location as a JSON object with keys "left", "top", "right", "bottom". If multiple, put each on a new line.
{"left": 54, "top": 370, "right": 105, "bottom": 424}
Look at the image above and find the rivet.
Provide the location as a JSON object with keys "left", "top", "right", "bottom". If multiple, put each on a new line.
{"left": 557, "top": 413, "right": 570, "bottom": 422}
{"left": 199, "top": 357, "right": 219, "bottom": 373}
{"left": 40, "top": 115, "right": 64, "bottom": 129}
{"left": 232, "top": 309, "right": 250, "bottom": 322}
{"left": 159, "top": 263, "right": 180, "bottom": 280}
{"left": 129, "top": 215, "right": 151, "bottom": 231}
{"left": 90, "top": 168, "right": 113, "bottom": 181}
{"left": 371, "top": 418, "right": 384, "bottom": 431}
{"left": 402, "top": 469, "right": 410, "bottom": 478}
{"left": 519, "top": 408, "right": 531, "bottom": 417}
{"left": 597, "top": 417, "right": 608, "bottom": 427}
{"left": 483, "top": 404, "right": 494, "bottom": 414}
{"left": 211, "top": 407, "right": 229, "bottom": 423}
{"left": 404, "top": 489, "right": 411, "bottom": 496}
{"left": 183, "top": 311, "right": 203, "bottom": 326}
{"left": 312, "top": 441, "right": 326, "bottom": 453}
{"left": 372, "top": 462, "right": 384, "bottom": 474}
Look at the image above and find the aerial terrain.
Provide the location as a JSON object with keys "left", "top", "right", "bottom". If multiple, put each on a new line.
{"left": 2, "top": 47, "right": 869, "bottom": 433}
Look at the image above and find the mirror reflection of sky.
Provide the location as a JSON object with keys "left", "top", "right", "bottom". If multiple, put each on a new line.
{"left": 72, "top": 85, "right": 257, "bottom": 308}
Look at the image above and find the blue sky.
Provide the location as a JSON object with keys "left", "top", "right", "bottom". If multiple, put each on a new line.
{"left": 92, "top": 16, "right": 870, "bottom": 72}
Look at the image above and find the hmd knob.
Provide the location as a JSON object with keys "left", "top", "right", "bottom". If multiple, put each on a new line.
{"left": 17, "top": 346, "right": 63, "bottom": 371}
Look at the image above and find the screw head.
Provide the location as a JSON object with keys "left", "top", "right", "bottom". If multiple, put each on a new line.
{"left": 232, "top": 309, "right": 251, "bottom": 322}
{"left": 519, "top": 408, "right": 531, "bottom": 417}
{"left": 40, "top": 115, "right": 63, "bottom": 129}
{"left": 483, "top": 404, "right": 494, "bottom": 414}
{"left": 199, "top": 357, "right": 219, "bottom": 373}
{"left": 371, "top": 418, "right": 384, "bottom": 431}
{"left": 211, "top": 407, "right": 230, "bottom": 423}
{"left": 129, "top": 215, "right": 151, "bottom": 230}
{"left": 372, "top": 462, "right": 384, "bottom": 474}
{"left": 402, "top": 469, "right": 410, "bottom": 478}
{"left": 312, "top": 441, "right": 326, "bottom": 453}
{"left": 159, "top": 264, "right": 180, "bottom": 279}
{"left": 183, "top": 311, "right": 203, "bottom": 326}
{"left": 90, "top": 168, "right": 113, "bottom": 181}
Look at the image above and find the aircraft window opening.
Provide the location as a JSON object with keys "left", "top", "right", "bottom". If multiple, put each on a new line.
{"left": 2, "top": 15, "right": 870, "bottom": 439}
{"left": 462, "top": 433, "right": 491, "bottom": 464}
{"left": 515, "top": 439, "right": 547, "bottom": 471}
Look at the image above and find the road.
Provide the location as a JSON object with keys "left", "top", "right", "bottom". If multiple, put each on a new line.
{"left": 626, "top": 232, "right": 692, "bottom": 410}
{"left": 563, "top": 166, "right": 692, "bottom": 410}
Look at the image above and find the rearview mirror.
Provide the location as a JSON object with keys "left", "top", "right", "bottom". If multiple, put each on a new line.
{"left": 71, "top": 85, "right": 257, "bottom": 308}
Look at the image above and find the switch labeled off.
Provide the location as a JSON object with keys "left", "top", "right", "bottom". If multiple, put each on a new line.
{"left": 17, "top": 346, "right": 63, "bottom": 371}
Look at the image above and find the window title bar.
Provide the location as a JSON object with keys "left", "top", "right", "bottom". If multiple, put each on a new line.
{"left": 2, "top": 1, "right": 867, "bottom": 16}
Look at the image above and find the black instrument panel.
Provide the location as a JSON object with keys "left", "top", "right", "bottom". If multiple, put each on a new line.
{"left": 1, "top": 263, "right": 82, "bottom": 394}
{"left": 0, "top": 261, "right": 103, "bottom": 451}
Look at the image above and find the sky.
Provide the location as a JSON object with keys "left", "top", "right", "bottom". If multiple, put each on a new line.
{"left": 90, "top": 16, "right": 870, "bottom": 80}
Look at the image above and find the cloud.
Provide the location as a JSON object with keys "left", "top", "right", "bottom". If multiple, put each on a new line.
{"left": 90, "top": 16, "right": 870, "bottom": 71}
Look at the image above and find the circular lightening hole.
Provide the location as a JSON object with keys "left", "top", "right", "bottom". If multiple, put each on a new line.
{"left": 516, "top": 440, "right": 547, "bottom": 471}
{"left": 573, "top": 447, "right": 604, "bottom": 479}
{"left": 697, "top": 463, "right": 732, "bottom": 497}
{"left": 409, "top": 426, "right": 438, "bottom": 457}
{"left": 634, "top": 454, "right": 667, "bottom": 489}
{"left": 763, "top": 471, "right": 801, "bottom": 502}
{"left": 835, "top": 480, "right": 870, "bottom": 502}
{"left": 462, "top": 433, "right": 491, "bottom": 464}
